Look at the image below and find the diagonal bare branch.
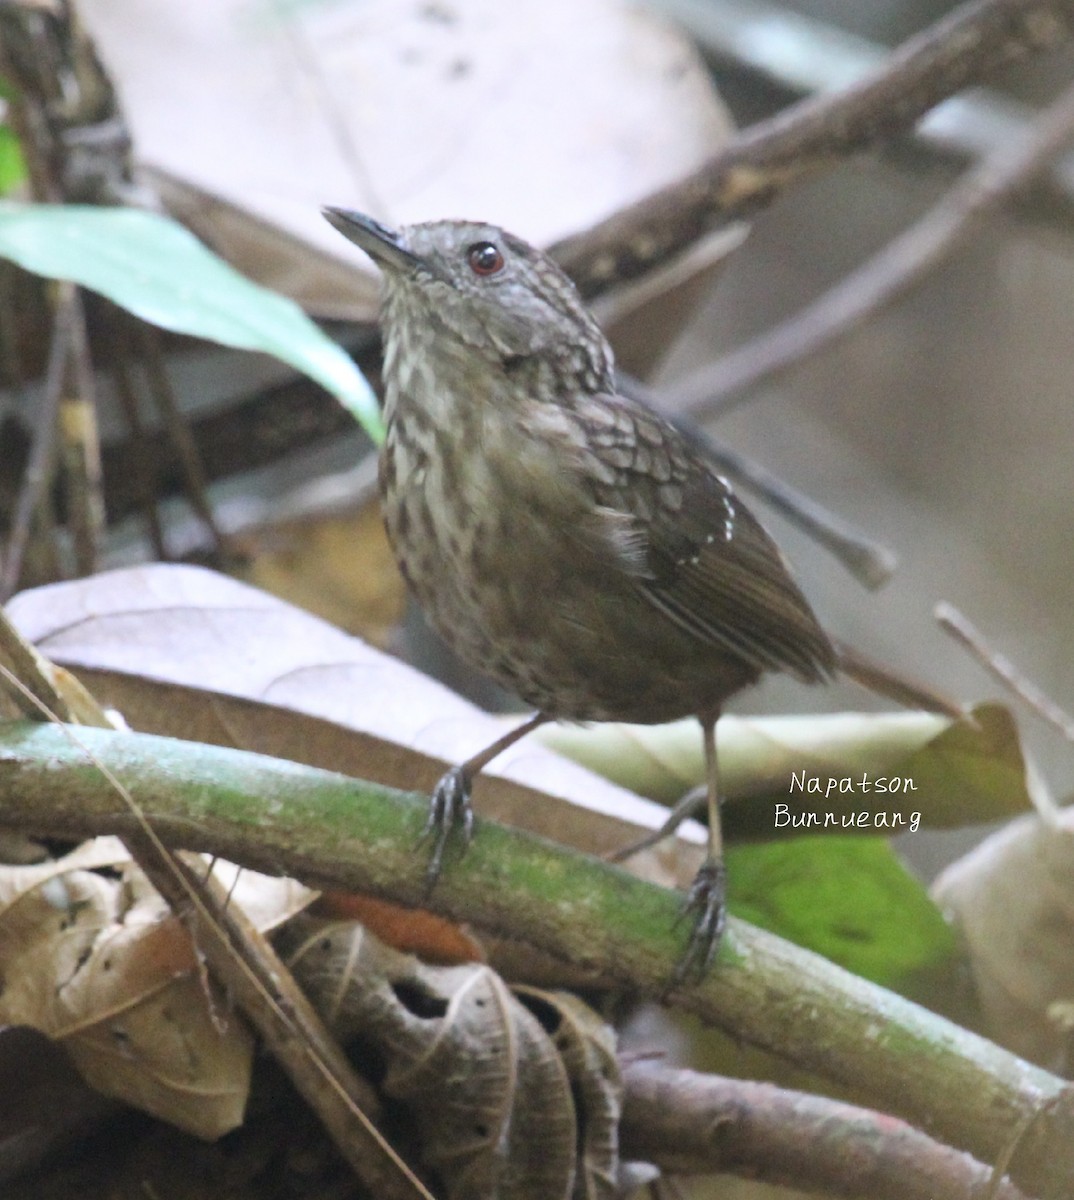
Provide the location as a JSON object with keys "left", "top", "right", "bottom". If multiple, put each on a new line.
{"left": 554, "top": 0, "right": 1074, "bottom": 296}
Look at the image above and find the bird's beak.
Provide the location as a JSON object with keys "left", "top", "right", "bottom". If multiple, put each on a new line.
{"left": 322, "top": 207, "right": 425, "bottom": 274}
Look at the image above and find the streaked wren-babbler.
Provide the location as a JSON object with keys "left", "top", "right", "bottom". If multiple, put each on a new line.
{"left": 324, "top": 206, "right": 947, "bottom": 977}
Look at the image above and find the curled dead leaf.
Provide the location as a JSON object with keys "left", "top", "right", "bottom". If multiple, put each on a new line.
{"left": 513, "top": 987, "right": 625, "bottom": 1199}
{"left": 282, "top": 918, "right": 623, "bottom": 1199}
{"left": 932, "top": 808, "right": 1074, "bottom": 1071}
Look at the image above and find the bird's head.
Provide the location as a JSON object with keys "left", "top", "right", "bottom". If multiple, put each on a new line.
{"left": 323, "top": 208, "right": 614, "bottom": 392}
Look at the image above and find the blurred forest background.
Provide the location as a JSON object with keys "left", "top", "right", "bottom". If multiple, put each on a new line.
{"left": 661, "top": 1, "right": 1074, "bottom": 852}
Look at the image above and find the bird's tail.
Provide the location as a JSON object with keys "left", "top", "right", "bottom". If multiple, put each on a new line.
{"left": 833, "top": 640, "right": 964, "bottom": 720}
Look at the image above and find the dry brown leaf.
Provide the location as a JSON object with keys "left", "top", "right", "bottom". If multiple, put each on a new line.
{"left": 235, "top": 501, "right": 406, "bottom": 649}
{"left": 0, "top": 837, "right": 248, "bottom": 1138}
{"left": 7, "top": 564, "right": 704, "bottom": 892}
{"left": 0, "top": 837, "right": 316, "bottom": 1138}
{"left": 931, "top": 808, "right": 1074, "bottom": 1070}
{"left": 283, "top": 918, "right": 621, "bottom": 1200}
{"left": 313, "top": 891, "right": 485, "bottom": 965}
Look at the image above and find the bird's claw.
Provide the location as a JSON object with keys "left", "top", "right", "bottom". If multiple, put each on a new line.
{"left": 420, "top": 765, "right": 474, "bottom": 894}
{"left": 674, "top": 858, "right": 727, "bottom": 984}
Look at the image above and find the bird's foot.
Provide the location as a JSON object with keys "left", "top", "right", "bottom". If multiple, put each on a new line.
{"left": 674, "top": 857, "right": 727, "bottom": 984}
{"left": 419, "top": 765, "right": 474, "bottom": 894}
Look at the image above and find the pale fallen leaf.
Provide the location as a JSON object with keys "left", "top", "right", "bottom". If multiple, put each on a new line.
{"left": 283, "top": 918, "right": 621, "bottom": 1200}
{"left": 539, "top": 702, "right": 1031, "bottom": 836}
{"left": 77, "top": 0, "right": 741, "bottom": 326}
{"left": 7, "top": 564, "right": 705, "bottom": 891}
{"left": 931, "top": 805, "right": 1074, "bottom": 1071}
{"left": 0, "top": 836, "right": 315, "bottom": 1137}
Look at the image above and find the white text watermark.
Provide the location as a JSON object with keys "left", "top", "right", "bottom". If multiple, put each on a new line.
{"left": 774, "top": 804, "right": 921, "bottom": 833}
{"left": 790, "top": 770, "right": 918, "bottom": 797}
{"left": 779, "top": 770, "right": 922, "bottom": 832}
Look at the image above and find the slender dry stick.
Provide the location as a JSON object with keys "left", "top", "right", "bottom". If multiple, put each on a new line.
{"left": 0, "top": 262, "right": 27, "bottom": 390}
{"left": 0, "top": 10, "right": 110, "bottom": 589}
{"left": 936, "top": 602, "right": 1074, "bottom": 741}
{"left": 58, "top": 289, "right": 104, "bottom": 576}
{"left": 0, "top": 19, "right": 62, "bottom": 207}
{"left": 134, "top": 320, "right": 229, "bottom": 560}
{"left": 0, "top": 607, "right": 79, "bottom": 722}
{"left": 133, "top": 839, "right": 434, "bottom": 1200}
{"left": 672, "top": 77, "right": 1074, "bottom": 423}
{"left": 106, "top": 307, "right": 167, "bottom": 558}
{"left": 1, "top": 283, "right": 76, "bottom": 599}
{"left": 554, "top": 0, "right": 1074, "bottom": 296}
{"left": 0, "top": 723, "right": 1071, "bottom": 1198}
{"left": 620, "top": 1059, "right": 1032, "bottom": 1200}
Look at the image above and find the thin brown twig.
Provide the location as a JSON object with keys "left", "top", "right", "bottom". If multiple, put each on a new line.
{"left": 620, "top": 1059, "right": 1032, "bottom": 1200}
{"left": 59, "top": 287, "right": 104, "bottom": 576}
{"left": 936, "top": 601, "right": 1074, "bottom": 741}
{"left": 672, "top": 76, "right": 1074, "bottom": 422}
{"left": 0, "top": 262, "right": 29, "bottom": 394}
{"left": 0, "top": 17, "right": 63, "bottom": 206}
{"left": 133, "top": 320, "right": 229, "bottom": 562}
{"left": 0, "top": 607, "right": 81, "bottom": 724}
{"left": 137, "top": 842, "right": 434, "bottom": 1200}
{"left": 0, "top": 282, "right": 78, "bottom": 599}
{"left": 106, "top": 306, "right": 167, "bottom": 558}
{"left": 0, "top": 7, "right": 111, "bottom": 594}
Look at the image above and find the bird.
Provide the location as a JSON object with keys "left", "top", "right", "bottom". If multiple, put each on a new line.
{"left": 323, "top": 206, "right": 956, "bottom": 979}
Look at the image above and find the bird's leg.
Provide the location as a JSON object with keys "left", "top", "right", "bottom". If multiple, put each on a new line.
{"left": 677, "top": 709, "right": 726, "bottom": 981}
{"left": 423, "top": 712, "right": 550, "bottom": 891}
{"left": 607, "top": 782, "right": 707, "bottom": 863}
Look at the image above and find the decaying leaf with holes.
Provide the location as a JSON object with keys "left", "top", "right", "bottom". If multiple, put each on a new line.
{"left": 0, "top": 836, "right": 315, "bottom": 1139}
{"left": 282, "top": 918, "right": 625, "bottom": 1200}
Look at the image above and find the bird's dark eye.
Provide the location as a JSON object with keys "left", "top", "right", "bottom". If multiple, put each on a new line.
{"left": 466, "top": 241, "right": 505, "bottom": 277}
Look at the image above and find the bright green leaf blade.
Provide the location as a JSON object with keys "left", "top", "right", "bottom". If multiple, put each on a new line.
{"left": 728, "top": 835, "right": 956, "bottom": 990}
{"left": 0, "top": 202, "right": 383, "bottom": 441}
{"left": 0, "top": 127, "right": 26, "bottom": 195}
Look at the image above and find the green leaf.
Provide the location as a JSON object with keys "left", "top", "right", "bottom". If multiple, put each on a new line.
{"left": 0, "top": 202, "right": 383, "bottom": 441}
{"left": 0, "top": 127, "right": 26, "bottom": 195}
{"left": 727, "top": 836, "right": 956, "bottom": 990}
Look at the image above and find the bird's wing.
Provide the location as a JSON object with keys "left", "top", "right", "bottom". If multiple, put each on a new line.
{"left": 574, "top": 393, "right": 836, "bottom": 683}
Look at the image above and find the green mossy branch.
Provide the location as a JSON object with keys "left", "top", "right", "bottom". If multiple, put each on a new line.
{"left": 0, "top": 720, "right": 1070, "bottom": 1195}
